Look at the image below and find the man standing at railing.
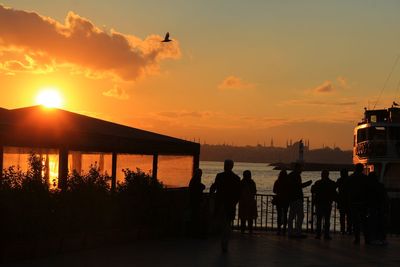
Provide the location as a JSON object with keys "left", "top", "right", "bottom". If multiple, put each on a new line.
{"left": 210, "top": 159, "right": 241, "bottom": 253}
{"left": 287, "top": 162, "right": 312, "bottom": 238}
{"left": 311, "top": 170, "right": 337, "bottom": 240}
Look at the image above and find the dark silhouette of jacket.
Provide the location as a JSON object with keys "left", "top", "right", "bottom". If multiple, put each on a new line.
{"left": 287, "top": 171, "right": 311, "bottom": 202}
{"left": 336, "top": 175, "right": 350, "bottom": 209}
{"left": 210, "top": 171, "right": 241, "bottom": 220}
{"left": 365, "top": 173, "right": 388, "bottom": 243}
{"left": 273, "top": 174, "right": 290, "bottom": 206}
{"left": 239, "top": 178, "right": 257, "bottom": 220}
{"left": 348, "top": 172, "right": 368, "bottom": 205}
{"left": 311, "top": 178, "right": 337, "bottom": 205}
{"left": 365, "top": 175, "right": 387, "bottom": 210}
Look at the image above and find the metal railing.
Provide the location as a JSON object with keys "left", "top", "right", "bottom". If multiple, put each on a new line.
{"left": 231, "top": 193, "right": 400, "bottom": 234}
{"left": 233, "top": 194, "right": 323, "bottom": 232}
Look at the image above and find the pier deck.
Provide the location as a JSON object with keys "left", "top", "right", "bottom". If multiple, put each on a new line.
{"left": 7, "top": 232, "right": 400, "bottom": 267}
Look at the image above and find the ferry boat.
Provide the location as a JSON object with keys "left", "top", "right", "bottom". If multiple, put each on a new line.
{"left": 353, "top": 104, "right": 400, "bottom": 193}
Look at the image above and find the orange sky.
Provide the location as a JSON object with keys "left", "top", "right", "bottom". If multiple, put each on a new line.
{"left": 1, "top": 1, "right": 400, "bottom": 149}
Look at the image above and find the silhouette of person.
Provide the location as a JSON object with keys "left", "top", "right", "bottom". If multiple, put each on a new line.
{"left": 210, "top": 159, "right": 241, "bottom": 252}
{"left": 239, "top": 170, "right": 257, "bottom": 234}
{"left": 189, "top": 168, "right": 206, "bottom": 237}
{"left": 348, "top": 163, "right": 368, "bottom": 244}
{"left": 287, "top": 163, "right": 312, "bottom": 238}
{"left": 365, "top": 171, "right": 388, "bottom": 245}
{"left": 311, "top": 170, "right": 337, "bottom": 240}
{"left": 336, "top": 168, "right": 352, "bottom": 235}
{"left": 273, "top": 169, "right": 290, "bottom": 235}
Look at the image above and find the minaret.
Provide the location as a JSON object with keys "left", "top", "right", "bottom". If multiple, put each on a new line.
{"left": 298, "top": 139, "right": 304, "bottom": 163}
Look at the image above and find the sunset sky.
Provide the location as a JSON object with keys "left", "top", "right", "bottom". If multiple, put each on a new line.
{"left": 1, "top": 1, "right": 400, "bottom": 149}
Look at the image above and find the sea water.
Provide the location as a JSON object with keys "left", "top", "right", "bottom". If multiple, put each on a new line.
{"left": 200, "top": 161, "right": 341, "bottom": 195}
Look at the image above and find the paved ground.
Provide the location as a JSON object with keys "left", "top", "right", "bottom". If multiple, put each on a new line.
{"left": 4, "top": 232, "right": 400, "bottom": 267}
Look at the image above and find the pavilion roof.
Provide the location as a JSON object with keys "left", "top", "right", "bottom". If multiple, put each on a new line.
{"left": 0, "top": 106, "right": 199, "bottom": 155}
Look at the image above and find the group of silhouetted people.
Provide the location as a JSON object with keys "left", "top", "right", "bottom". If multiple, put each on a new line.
{"left": 273, "top": 163, "right": 312, "bottom": 238}
{"left": 341, "top": 163, "right": 388, "bottom": 245}
{"left": 188, "top": 160, "right": 388, "bottom": 253}
{"left": 273, "top": 163, "right": 388, "bottom": 245}
{"left": 209, "top": 160, "right": 258, "bottom": 252}
{"left": 189, "top": 159, "right": 257, "bottom": 252}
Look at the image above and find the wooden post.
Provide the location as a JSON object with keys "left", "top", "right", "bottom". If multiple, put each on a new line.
{"left": 58, "top": 148, "right": 68, "bottom": 191}
{"left": 111, "top": 152, "right": 117, "bottom": 192}
{"left": 152, "top": 153, "right": 158, "bottom": 180}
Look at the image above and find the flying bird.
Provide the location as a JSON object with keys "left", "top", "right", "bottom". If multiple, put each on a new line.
{"left": 161, "top": 32, "right": 172, "bottom": 42}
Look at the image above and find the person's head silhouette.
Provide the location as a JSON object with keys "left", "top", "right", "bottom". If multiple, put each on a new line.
{"left": 224, "top": 159, "right": 234, "bottom": 172}
{"left": 354, "top": 163, "right": 364, "bottom": 174}
{"left": 293, "top": 162, "right": 303, "bottom": 174}
{"left": 243, "top": 170, "right": 251, "bottom": 180}
{"left": 321, "top": 170, "right": 329, "bottom": 180}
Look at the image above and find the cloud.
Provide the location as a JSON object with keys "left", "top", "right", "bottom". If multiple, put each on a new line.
{"left": 102, "top": 85, "right": 129, "bottom": 100}
{"left": 0, "top": 5, "right": 181, "bottom": 80}
{"left": 0, "top": 52, "right": 54, "bottom": 74}
{"left": 337, "top": 76, "right": 350, "bottom": 89}
{"left": 218, "top": 75, "right": 255, "bottom": 90}
{"left": 313, "top": 80, "right": 334, "bottom": 93}
{"left": 282, "top": 99, "right": 357, "bottom": 107}
{"left": 157, "top": 111, "right": 211, "bottom": 118}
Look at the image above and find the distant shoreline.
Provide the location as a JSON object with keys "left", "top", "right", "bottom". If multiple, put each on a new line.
{"left": 200, "top": 144, "right": 352, "bottom": 165}
{"left": 270, "top": 162, "right": 354, "bottom": 172}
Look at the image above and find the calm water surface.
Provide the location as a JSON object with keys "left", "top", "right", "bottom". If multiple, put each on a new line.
{"left": 200, "top": 161, "right": 340, "bottom": 195}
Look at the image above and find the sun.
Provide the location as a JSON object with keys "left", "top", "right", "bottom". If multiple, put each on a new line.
{"left": 36, "top": 88, "right": 63, "bottom": 108}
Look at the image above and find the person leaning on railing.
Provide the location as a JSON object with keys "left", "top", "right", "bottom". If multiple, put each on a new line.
{"left": 287, "top": 163, "right": 312, "bottom": 239}
{"left": 239, "top": 170, "right": 257, "bottom": 234}
{"left": 273, "top": 169, "right": 290, "bottom": 235}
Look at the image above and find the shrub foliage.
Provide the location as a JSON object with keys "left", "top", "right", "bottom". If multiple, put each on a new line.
{"left": 0, "top": 154, "right": 168, "bottom": 240}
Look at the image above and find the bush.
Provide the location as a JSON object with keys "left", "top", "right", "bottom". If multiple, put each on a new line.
{"left": 117, "top": 168, "right": 165, "bottom": 227}
{"left": 0, "top": 154, "right": 53, "bottom": 239}
{"left": 61, "top": 165, "right": 112, "bottom": 233}
{"left": 0, "top": 156, "right": 179, "bottom": 241}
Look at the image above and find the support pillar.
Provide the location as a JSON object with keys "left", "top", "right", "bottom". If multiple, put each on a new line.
{"left": 111, "top": 152, "right": 117, "bottom": 192}
{"left": 58, "top": 148, "right": 68, "bottom": 191}
{"left": 193, "top": 153, "right": 200, "bottom": 175}
{"left": 152, "top": 153, "right": 158, "bottom": 180}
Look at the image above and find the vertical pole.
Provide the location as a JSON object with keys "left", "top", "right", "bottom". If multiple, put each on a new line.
{"left": 152, "top": 153, "right": 158, "bottom": 180}
{"left": 0, "top": 145, "right": 3, "bottom": 179}
{"left": 310, "top": 195, "right": 314, "bottom": 233}
{"left": 271, "top": 197, "right": 275, "bottom": 230}
{"left": 260, "top": 195, "right": 263, "bottom": 229}
{"left": 333, "top": 202, "right": 337, "bottom": 233}
{"left": 58, "top": 148, "right": 68, "bottom": 191}
{"left": 265, "top": 195, "right": 268, "bottom": 230}
{"left": 192, "top": 153, "right": 200, "bottom": 175}
{"left": 111, "top": 152, "right": 117, "bottom": 192}
{"left": 306, "top": 197, "right": 310, "bottom": 232}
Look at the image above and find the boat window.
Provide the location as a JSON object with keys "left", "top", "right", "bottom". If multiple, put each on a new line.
{"left": 357, "top": 128, "right": 367, "bottom": 143}
{"left": 367, "top": 126, "right": 386, "bottom": 140}
{"left": 370, "top": 115, "right": 377, "bottom": 123}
